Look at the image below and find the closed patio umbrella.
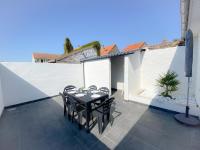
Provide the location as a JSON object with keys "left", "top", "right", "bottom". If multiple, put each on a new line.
{"left": 174, "top": 29, "right": 200, "bottom": 126}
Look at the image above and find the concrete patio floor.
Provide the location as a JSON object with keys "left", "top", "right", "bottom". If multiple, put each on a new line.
{"left": 0, "top": 91, "right": 200, "bottom": 150}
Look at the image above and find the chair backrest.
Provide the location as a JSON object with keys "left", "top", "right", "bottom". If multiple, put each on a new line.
{"left": 59, "top": 92, "right": 67, "bottom": 106}
{"left": 88, "top": 85, "right": 97, "bottom": 91}
{"left": 66, "top": 94, "right": 78, "bottom": 110}
{"left": 95, "top": 97, "right": 114, "bottom": 114}
{"left": 99, "top": 87, "right": 109, "bottom": 95}
{"left": 63, "top": 85, "right": 76, "bottom": 95}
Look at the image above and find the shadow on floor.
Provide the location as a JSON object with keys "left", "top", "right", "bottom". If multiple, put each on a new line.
{"left": 0, "top": 91, "right": 200, "bottom": 150}
{"left": 0, "top": 97, "right": 109, "bottom": 150}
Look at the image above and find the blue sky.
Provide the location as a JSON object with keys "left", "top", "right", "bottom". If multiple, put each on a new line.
{"left": 0, "top": 0, "right": 180, "bottom": 61}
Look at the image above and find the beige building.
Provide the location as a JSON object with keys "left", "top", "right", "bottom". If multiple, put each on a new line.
{"left": 32, "top": 53, "right": 60, "bottom": 63}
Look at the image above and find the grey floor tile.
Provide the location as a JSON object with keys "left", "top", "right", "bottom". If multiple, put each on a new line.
{"left": 115, "top": 135, "right": 160, "bottom": 150}
{"left": 0, "top": 93, "right": 200, "bottom": 150}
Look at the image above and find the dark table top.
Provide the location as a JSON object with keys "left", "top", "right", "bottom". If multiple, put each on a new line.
{"left": 65, "top": 91, "right": 109, "bottom": 105}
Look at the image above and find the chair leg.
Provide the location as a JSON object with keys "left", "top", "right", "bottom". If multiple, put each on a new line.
{"left": 67, "top": 106, "right": 71, "bottom": 121}
{"left": 110, "top": 114, "right": 113, "bottom": 126}
{"left": 108, "top": 111, "right": 113, "bottom": 126}
{"left": 64, "top": 105, "right": 67, "bottom": 116}
{"left": 106, "top": 112, "right": 110, "bottom": 121}
{"left": 97, "top": 115, "right": 103, "bottom": 134}
{"left": 72, "top": 111, "right": 75, "bottom": 123}
{"left": 92, "top": 114, "right": 94, "bottom": 123}
{"left": 78, "top": 112, "right": 82, "bottom": 129}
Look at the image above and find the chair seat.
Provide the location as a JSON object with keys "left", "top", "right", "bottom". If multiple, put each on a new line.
{"left": 94, "top": 107, "right": 110, "bottom": 115}
{"left": 93, "top": 100, "right": 101, "bottom": 105}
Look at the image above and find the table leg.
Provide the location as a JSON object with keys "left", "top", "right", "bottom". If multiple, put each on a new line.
{"left": 86, "top": 104, "right": 91, "bottom": 133}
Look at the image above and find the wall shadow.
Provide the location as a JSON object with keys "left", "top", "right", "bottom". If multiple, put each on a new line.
{"left": 0, "top": 64, "right": 49, "bottom": 106}
{"left": 0, "top": 64, "right": 109, "bottom": 150}
{"left": 111, "top": 56, "right": 124, "bottom": 91}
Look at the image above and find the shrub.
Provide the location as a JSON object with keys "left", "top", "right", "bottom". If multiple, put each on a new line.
{"left": 157, "top": 71, "right": 180, "bottom": 99}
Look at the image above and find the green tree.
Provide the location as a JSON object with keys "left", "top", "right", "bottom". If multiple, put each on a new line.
{"left": 64, "top": 38, "right": 74, "bottom": 54}
{"left": 157, "top": 71, "right": 180, "bottom": 99}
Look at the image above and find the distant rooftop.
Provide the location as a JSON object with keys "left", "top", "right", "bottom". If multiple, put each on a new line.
{"left": 147, "top": 40, "right": 185, "bottom": 50}
{"left": 100, "top": 44, "right": 117, "bottom": 56}
{"left": 32, "top": 53, "right": 60, "bottom": 60}
{"left": 123, "top": 42, "right": 146, "bottom": 52}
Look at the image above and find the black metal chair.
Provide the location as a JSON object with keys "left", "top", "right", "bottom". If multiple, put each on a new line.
{"left": 92, "top": 97, "right": 114, "bottom": 134}
{"left": 99, "top": 87, "right": 109, "bottom": 95}
{"left": 63, "top": 85, "right": 76, "bottom": 94}
{"left": 67, "top": 94, "right": 86, "bottom": 129}
{"left": 93, "top": 87, "right": 110, "bottom": 106}
{"left": 88, "top": 85, "right": 97, "bottom": 92}
{"left": 59, "top": 92, "right": 72, "bottom": 120}
{"left": 63, "top": 85, "right": 77, "bottom": 118}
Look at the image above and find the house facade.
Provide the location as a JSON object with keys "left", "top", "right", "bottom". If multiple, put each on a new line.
{"left": 55, "top": 42, "right": 119, "bottom": 63}
{"left": 32, "top": 53, "right": 60, "bottom": 63}
{"left": 53, "top": 41, "right": 101, "bottom": 63}
{"left": 56, "top": 47, "right": 99, "bottom": 63}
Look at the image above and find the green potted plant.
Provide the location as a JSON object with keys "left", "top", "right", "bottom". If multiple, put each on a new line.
{"left": 157, "top": 71, "right": 180, "bottom": 99}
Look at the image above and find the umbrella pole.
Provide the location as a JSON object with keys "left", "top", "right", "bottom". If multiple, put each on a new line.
{"left": 174, "top": 76, "right": 200, "bottom": 126}
{"left": 186, "top": 77, "right": 190, "bottom": 117}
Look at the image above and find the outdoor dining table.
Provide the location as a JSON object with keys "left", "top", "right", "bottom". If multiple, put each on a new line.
{"left": 66, "top": 90, "right": 109, "bottom": 133}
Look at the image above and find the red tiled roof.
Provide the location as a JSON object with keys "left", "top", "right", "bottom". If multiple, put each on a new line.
{"left": 33, "top": 53, "right": 60, "bottom": 60}
{"left": 100, "top": 44, "right": 116, "bottom": 56}
{"left": 123, "top": 42, "right": 145, "bottom": 52}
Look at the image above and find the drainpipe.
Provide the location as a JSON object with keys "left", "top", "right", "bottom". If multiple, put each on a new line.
{"left": 81, "top": 51, "right": 87, "bottom": 88}
{"left": 82, "top": 62, "right": 86, "bottom": 88}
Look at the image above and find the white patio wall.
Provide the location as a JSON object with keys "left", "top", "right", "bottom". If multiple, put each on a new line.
{"left": 194, "top": 35, "right": 200, "bottom": 105}
{"left": 84, "top": 59, "right": 111, "bottom": 92}
{"left": 140, "top": 46, "right": 196, "bottom": 99}
{"left": 125, "top": 46, "right": 200, "bottom": 116}
{"left": 124, "top": 56, "right": 129, "bottom": 100}
{"left": 0, "top": 62, "right": 84, "bottom": 106}
{"left": 124, "top": 51, "right": 142, "bottom": 100}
